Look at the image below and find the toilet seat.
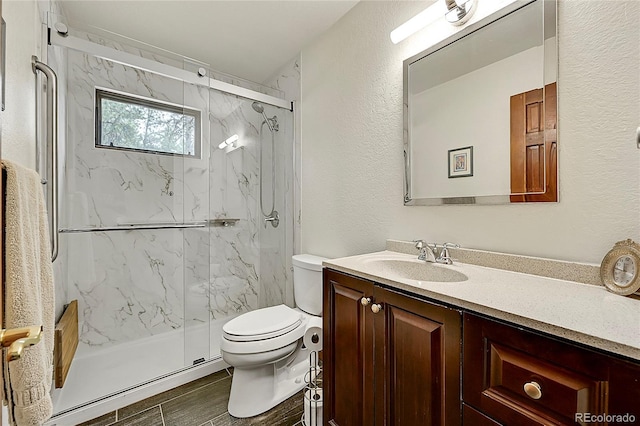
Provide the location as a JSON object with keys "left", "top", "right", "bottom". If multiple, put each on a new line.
{"left": 223, "top": 305, "right": 302, "bottom": 342}
{"left": 220, "top": 305, "right": 309, "bottom": 355}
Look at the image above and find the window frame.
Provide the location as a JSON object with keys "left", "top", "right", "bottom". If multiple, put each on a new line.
{"left": 95, "top": 88, "right": 202, "bottom": 159}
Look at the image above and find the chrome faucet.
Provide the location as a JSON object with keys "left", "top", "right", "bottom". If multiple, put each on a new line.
{"left": 414, "top": 241, "right": 460, "bottom": 264}
{"left": 414, "top": 240, "right": 437, "bottom": 262}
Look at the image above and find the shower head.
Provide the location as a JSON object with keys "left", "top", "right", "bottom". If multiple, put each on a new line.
{"left": 252, "top": 102, "right": 264, "bottom": 114}
{"left": 252, "top": 102, "right": 275, "bottom": 132}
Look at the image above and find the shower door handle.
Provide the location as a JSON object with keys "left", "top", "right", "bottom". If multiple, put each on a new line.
{"left": 32, "top": 56, "right": 59, "bottom": 262}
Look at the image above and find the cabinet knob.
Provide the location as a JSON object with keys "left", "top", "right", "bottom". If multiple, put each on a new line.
{"left": 523, "top": 381, "right": 542, "bottom": 400}
{"left": 371, "top": 303, "right": 383, "bottom": 314}
{"left": 360, "top": 297, "right": 371, "bottom": 306}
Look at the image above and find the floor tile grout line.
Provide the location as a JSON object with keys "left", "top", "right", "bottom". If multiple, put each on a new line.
{"left": 108, "top": 404, "right": 162, "bottom": 425}
{"left": 209, "top": 410, "right": 231, "bottom": 424}
{"left": 154, "top": 375, "right": 232, "bottom": 408}
{"left": 102, "top": 411, "right": 118, "bottom": 426}
{"left": 97, "top": 391, "right": 303, "bottom": 426}
{"left": 84, "top": 371, "right": 232, "bottom": 426}
{"left": 159, "top": 404, "right": 166, "bottom": 426}
{"left": 117, "top": 372, "right": 232, "bottom": 422}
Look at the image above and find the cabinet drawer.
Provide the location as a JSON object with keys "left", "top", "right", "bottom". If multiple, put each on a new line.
{"left": 463, "top": 404, "right": 502, "bottom": 426}
{"left": 484, "top": 343, "right": 604, "bottom": 423}
{"left": 463, "top": 313, "right": 640, "bottom": 426}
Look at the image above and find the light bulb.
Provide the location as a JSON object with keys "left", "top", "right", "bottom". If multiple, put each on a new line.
{"left": 390, "top": 1, "right": 448, "bottom": 44}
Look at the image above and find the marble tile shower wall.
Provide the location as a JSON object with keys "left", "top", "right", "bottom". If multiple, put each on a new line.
{"left": 208, "top": 89, "right": 293, "bottom": 313}
{"left": 264, "top": 57, "right": 301, "bottom": 308}
{"left": 62, "top": 45, "right": 294, "bottom": 355}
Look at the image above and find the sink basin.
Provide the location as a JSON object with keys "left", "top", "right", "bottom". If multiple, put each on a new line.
{"left": 364, "top": 258, "right": 468, "bottom": 283}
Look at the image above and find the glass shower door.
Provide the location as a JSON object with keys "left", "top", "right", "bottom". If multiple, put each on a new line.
{"left": 207, "top": 89, "right": 294, "bottom": 360}
{"left": 53, "top": 42, "right": 199, "bottom": 414}
{"left": 182, "top": 60, "right": 211, "bottom": 367}
{"left": 46, "top": 20, "right": 295, "bottom": 417}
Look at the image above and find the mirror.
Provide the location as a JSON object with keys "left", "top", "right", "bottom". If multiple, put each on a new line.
{"left": 404, "top": 0, "right": 557, "bottom": 205}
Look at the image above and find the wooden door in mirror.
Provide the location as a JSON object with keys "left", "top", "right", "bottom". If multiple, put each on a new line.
{"left": 510, "top": 82, "right": 557, "bottom": 202}
{"left": 0, "top": 1, "right": 4, "bottom": 423}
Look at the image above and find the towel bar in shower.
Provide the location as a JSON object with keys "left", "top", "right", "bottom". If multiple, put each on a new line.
{"left": 32, "top": 56, "right": 59, "bottom": 262}
{"left": 59, "top": 221, "right": 208, "bottom": 233}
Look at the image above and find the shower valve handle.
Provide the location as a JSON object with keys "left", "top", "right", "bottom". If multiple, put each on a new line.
{"left": 264, "top": 211, "right": 280, "bottom": 228}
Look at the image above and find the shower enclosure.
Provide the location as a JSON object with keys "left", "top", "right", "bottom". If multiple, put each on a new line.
{"left": 43, "top": 18, "right": 295, "bottom": 421}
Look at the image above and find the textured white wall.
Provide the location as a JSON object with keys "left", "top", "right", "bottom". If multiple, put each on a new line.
{"left": 1, "top": 0, "right": 42, "bottom": 168}
{"left": 300, "top": 0, "right": 640, "bottom": 264}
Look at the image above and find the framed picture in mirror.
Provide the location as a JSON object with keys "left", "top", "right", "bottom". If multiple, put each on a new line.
{"left": 448, "top": 146, "right": 473, "bottom": 178}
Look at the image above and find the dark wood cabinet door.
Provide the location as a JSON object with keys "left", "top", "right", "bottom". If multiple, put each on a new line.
{"left": 323, "top": 269, "right": 375, "bottom": 426}
{"left": 374, "top": 287, "right": 461, "bottom": 426}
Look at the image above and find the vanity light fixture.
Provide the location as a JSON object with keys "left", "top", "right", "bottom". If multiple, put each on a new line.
{"left": 390, "top": 0, "right": 478, "bottom": 44}
{"left": 218, "top": 134, "right": 239, "bottom": 150}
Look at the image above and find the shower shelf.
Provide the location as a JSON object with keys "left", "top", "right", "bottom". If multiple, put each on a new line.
{"left": 209, "top": 218, "right": 240, "bottom": 227}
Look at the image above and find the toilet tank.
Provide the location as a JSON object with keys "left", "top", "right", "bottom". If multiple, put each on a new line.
{"left": 292, "top": 254, "right": 327, "bottom": 316}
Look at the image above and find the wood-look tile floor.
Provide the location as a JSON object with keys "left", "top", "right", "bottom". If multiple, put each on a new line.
{"left": 79, "top": 368, "right": 305, "bottom": 426}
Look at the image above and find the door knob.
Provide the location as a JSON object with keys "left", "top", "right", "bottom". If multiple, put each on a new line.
{"left": 0, "top": 326, "right": 43, "bottom": 362}
{"left": 360, "top": 297, "right": 371, "bottom": 306}
{"left": 371, "top": 304, "right": 383, "bottom": 314}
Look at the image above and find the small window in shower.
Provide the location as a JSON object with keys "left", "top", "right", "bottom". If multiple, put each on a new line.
{"left": 95, "top": 89, "right": 201, "bottom": 158}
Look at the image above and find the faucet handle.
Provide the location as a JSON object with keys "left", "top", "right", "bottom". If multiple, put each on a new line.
{"left": 436, "top": 243, "right": 459, "bottom": 265}
{"left": 440, "top": 242, "right": 459, "bottom": 256}
{"left": 413, "top": 240, "right": 425, "bottom": 249}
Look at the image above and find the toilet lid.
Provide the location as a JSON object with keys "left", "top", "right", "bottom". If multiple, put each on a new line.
{"left": 223, "top": 305, "right": 303, "bottom": 342}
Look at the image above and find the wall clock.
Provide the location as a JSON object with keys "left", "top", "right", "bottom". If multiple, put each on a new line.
{"left": 600, "top": 239, "right": 640, "bottom": 296}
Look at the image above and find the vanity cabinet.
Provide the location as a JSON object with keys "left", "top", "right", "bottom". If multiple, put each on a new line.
{"left": 463, "top": 313, "right": 640, "bottom": 425}
{"left": 323, "top": 269, "right": 462, "bottom": 426}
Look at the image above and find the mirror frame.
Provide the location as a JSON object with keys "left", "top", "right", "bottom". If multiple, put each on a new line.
{"left": 403, "top": 0, "right": 557, "bottom": 206}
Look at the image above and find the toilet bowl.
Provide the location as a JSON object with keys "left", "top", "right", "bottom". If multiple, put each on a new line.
{"left": 220, "top": 254, "right": 326, "bottom": 418}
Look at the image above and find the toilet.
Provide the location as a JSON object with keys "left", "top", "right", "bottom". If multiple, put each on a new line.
{"left": 220, "top": 254, "right": 326, "bottom": 418}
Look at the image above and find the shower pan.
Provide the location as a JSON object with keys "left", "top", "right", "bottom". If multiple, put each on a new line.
{"left": 44, "top": 24, "right": 294, "bottom": 423}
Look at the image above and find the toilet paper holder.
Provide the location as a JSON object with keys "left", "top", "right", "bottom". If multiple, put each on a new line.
{"left": 302, "top": 351, "right": 322, "bottom": 426}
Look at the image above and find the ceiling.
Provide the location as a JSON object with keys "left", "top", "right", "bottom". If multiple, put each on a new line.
{"left": 59, "top": 0, "right": 358, "bottom": 84}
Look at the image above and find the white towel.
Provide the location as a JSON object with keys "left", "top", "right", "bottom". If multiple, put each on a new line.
{"left": 1, "top": 160, "right": 54, "bottom": 426}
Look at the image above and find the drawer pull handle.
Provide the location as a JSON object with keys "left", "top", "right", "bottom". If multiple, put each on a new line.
{"left": 361, "top": 297, "right": 371, "bottom": 306}
{"left": 371, "top": 303, "right": 383, "bottom": 314}
{"left": 523, "top": 381, "right": 542, "bottom": 400}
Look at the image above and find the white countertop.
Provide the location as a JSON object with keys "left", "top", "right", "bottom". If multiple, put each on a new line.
{"left": 324, "top": 250, "right": 640, "bottom": 361}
